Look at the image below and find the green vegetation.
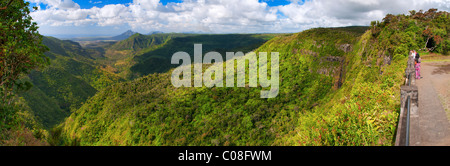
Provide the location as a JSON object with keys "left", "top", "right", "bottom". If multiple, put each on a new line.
{"left": 371, "top": 9, "right": 449, "bottom": 56}
{"left": 280, "top": 10, "right": 449, "bottom": 145}
{"left": 17, "top": 32, "right": 275, "bottom": 130}
{"left": 9, "top": 31, "right": 268, "bottom": 144}
{"left": 0, "top": 96, "right": 49, "bottom": 145}
{"left": 1, "top": 0, "right": 49, "bottom": 145}
{"left": 130, "top": 34, "right": 277, "bottom": 78}
{"left": 19, "top": 78, "right": 66, "bottom": 128}
{"left": 19, "top": 36, "right": 124, "bottom": 129}
{"left": 0, "top": 0, "right": 49, "bottom": 105}
{"left": 111, "top": 33, "right": 179, "bottom": 52}
{"left": 55, "top": 26, "right": 375, "bottom": 145}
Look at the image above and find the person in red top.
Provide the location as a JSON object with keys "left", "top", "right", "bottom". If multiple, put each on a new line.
{"left": 413, "top": 50, "right": 421, "bottom": 79}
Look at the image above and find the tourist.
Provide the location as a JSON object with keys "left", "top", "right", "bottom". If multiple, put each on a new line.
{"left": 414, "top": 50, "right": 421, "bottom": 79}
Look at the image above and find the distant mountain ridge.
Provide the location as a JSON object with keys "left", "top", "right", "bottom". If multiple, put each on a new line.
{"left": 148, "top": 31, "right": 164, "bottom": 35}
{"left": 110, "top": 30, "right": 138, "bottom": 41}
{"left": 111, "top": 33, "right": 169, "bottom": 51}
{"left": 66, "top": 30, "right": 138, "bottom": 41}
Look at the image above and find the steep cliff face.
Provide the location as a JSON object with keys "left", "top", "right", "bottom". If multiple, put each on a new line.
{"left": 278, "top": 28, "right": 362, "bottom": 92}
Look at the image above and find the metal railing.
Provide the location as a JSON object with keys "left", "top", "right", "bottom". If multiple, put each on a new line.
{"left": 396, "top": 56, "right": 415, "bottom": 146}
{"left": 406, "top": 95, "right": 411, "bottom": 146}
{"left": 405, "top": 70, "right": 413, "bottom": 146}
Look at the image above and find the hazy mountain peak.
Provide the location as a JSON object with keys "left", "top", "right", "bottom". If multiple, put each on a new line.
{"left": 111, "top": 30, "right": 137, "bottom": 40}
{"left": 123, "top": 30, "right": 135, "bottom": 34}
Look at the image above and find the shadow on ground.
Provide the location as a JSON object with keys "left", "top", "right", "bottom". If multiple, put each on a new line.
{"left": 431, "top": 63, "right": 450, "bottom": 75}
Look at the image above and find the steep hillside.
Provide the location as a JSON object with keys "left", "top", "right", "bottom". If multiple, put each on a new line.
{"left": 95, "top": 33, "right": 199, "bottom": 79}
{"left": 278, "top": 10, "right": 449, "bottom": 146}
{"left": 20, "top": 33, "right": 276, "bottom": 129}
{"left": 56, "top": 10, "right": 449, "bottom": 146}
{"left": 19, "top": 81, "right": 67, "bottom": 128}
{"left": 42, "top": 36, "right": 102, "bottom": 59}
{"left": 0, "top": 96, "right": 49, "bottom": 146}
{"left": 98, "top": 33, "right": 276, "bottom": 80}
{"left": 20, "top": 36, "right": 122, "bottom": 128}
{"left": 110, "top": 33, "right": 172, "bottom": 52}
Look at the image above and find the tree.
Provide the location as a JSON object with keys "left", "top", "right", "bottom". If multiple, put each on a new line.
{"left": 423, "top": 8, "right": 438, "bottom": 20}
{"left": 0, "top": 0, "right": 49, "bottom": 106}
{"left": 409, "top": 10, "right": 416, "bottom": 17}
{"left": 382, "top": 14, "right": 396, "bottom": 24}
{"left": 422, "top": 28, "right": 434, "bottom": 49}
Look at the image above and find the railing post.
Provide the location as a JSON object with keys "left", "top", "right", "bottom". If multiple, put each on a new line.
{"left": 406, "top": 56, "right": 416, "bottom": 86}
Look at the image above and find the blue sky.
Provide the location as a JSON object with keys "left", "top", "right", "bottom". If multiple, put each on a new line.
{"left": 79, "top": 0, "right": 133, "bottom": 8}
{"left": 260, "top": 0, "right": 292, "bottom": 6}
{"left": 79, "top": 0, "right": 293, "bottom": 8}
{"left": 27, "top": 0, "right": 449, "bottom": 38}
{"left": 32, "top": 0, "right": 293, "bottom": 9}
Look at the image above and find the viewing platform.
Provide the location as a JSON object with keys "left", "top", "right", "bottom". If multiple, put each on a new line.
{"left": 396, "top": 55, "right": 450, "bottom": 146}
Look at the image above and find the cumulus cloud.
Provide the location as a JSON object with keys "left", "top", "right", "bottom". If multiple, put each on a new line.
{"left": 277, "top": 0, "right": 450, "bottom": 30}
{"left": 29, "top": 0, "right": 450, "bottom": 34}
{"left": 125, "top": 0, "right": 279, "bottom": 32}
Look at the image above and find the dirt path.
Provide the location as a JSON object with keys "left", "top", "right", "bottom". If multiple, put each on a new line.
{"left": 414, "top": 61, "right": 450, "bottom": 146}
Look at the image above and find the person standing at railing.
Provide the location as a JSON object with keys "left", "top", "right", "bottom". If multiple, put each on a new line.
{"left": 413, "top": 50, "right": 422, "bottom": 79}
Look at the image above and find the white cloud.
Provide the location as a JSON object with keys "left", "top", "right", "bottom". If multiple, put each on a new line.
{"left": 89, "top": 1, "right": 102, "bottom": 4}
{"left": 29, "top": 0, "right": 450, "bottom": 35}
{"left": 125, "top": 0, "right": 279, "bottom": 33}
{"left": 278, "top": 0, "right": 450, "bottom": 30}
{"left": 97, "top": 4, "right": 127, "bottom": 18}
{"left": 29, "top": 0, "right": 80, "bottom": 9}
